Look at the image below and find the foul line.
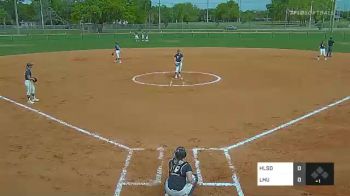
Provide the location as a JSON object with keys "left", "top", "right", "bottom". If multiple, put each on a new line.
{"left": 0, "top": 95, "right": 131, "bottom": 151}
{"left": 225, "top": 96, "right": 350, "bottom": 150}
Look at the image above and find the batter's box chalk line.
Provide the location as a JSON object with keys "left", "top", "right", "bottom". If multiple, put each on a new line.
{"left": 132, "top": 71, "right": 222, "bottom": 87}
{"left": 1, "top": 95, "right": 349, "bottom": 196}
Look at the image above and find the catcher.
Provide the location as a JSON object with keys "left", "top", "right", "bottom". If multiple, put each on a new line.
{"left": 24, "top": 63, "right": 39, "bottom": 104}
{"left": 112, "top": 42, "right": 122, "bottom": 63}
{"left": 164, "top": 147, "right": 197, "bottom": 196}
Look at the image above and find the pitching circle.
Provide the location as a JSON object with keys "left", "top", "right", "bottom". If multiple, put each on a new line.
{"left": 132, "top": 71, "right": 222, "bottom": 87}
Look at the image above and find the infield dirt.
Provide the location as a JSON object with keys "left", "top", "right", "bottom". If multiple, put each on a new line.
{"left": 0, "top": 48, "right": 349, "bottom": 195}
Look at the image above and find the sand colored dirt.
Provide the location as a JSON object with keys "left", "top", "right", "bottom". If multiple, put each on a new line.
{"left": 0, "top": 48, "right": 349, "bottom": 195}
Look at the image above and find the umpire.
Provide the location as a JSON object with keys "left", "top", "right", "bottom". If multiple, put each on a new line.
{"left": 165, "top": 147, "right": 197, "bottom": 196}
{"left": 327, "top": 37, "right": 335, "bottom": 57}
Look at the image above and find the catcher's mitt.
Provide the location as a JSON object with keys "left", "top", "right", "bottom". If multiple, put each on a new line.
{"left": 32, "top": 77, "right": 37, "bottom": 83}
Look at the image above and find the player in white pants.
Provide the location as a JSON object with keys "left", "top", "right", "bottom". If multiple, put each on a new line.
{"left": 114, "top": 42, "right": 122, "bottom": 63}
{"left": 318, "top": 41, "right": 327, "bottom": 61}
{"left": 24, "top": 63, "right": 39, "bottom": 104}
{"left": 174, "top": 49, "right": 184, "bottom": 79}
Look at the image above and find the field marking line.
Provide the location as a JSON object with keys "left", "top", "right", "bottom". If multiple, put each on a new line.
{"left": 224, "top": 150, "right": 244, "bottom": 196}
{"left": 192, "top": 148, "right": 204, "bottom": 184}
{"left": 114, "top": 150, "right": 133, "bottom": 196}
{"left": 0, "top": 95, "right": 131, "bottom": 150}
{"left": 132, "top": 71, "right": 222, "bottom": 87}
{"left": 225, "top": 96, "right": 350, "bottom": 150}
{"left": 155, "top": 147, "right": 165, "bottom": 184}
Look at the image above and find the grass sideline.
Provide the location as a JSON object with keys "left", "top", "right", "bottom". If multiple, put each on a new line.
{"left": 0, "top": 32, "right": 349, "bottom": 56}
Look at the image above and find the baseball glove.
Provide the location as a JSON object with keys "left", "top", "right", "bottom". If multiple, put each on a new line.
{"left": 111, "top": 52, "right": 114, "bottom": 56}
{"left": 32, "top": 77, "right": 37, "bottom": 83}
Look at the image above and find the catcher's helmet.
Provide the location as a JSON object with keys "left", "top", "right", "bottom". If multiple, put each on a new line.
{"left": 174, "top": 146, "right": 187, "bottom": 160}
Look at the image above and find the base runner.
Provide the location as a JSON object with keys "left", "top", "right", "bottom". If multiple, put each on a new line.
{"left": 24, "top": 63, "right": 39, "bottom": 104}
{"left": 164, "top": 147, "right": 197, "bottom": 196}
{"left": 174, "top": 49, "right": 184, "bottom": 79}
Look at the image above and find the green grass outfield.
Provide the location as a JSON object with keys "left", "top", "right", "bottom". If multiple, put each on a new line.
{"left": 0, "top": 31, "right": 349, "bottom": 56}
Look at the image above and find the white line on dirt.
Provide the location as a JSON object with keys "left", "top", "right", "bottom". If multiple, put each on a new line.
{"left": 0, "top": 95, "right": 131, "bottom": 150}
{"left": 225, "top": 96, "right": 350, "bottom": 150}
{"left": 192, "top": 148, "right": 204, "bottom": 184}
{"left": 114, "top": 150, "right": 133, "bottom": 196}
{"left": 224, "top": 150, "right": 244, "bottom": 196}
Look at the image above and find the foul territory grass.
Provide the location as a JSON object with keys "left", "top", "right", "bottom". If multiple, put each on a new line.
{"left": 0, "top": 32, "right": 349, "bottom": 56}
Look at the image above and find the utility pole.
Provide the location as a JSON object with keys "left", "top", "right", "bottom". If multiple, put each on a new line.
{"left": 13, "top": 0, "right": 19, "bottom": 34}
{"left": 309, "top": 0, "right": 313, "bottom": 28}
{"left": 238, "top": 0, "right": 241, "bottom": 23}
{"left": 330, "top": 0, "right": 336, "bottom": 33}
{"left": 158, "top": 0, "right": 161, "bottom": 31}
{"left": 206, "top": 0, "right": 209, "bottom": 23}
{"left": 39, "top": 0, "right": 45, "bottom": 29}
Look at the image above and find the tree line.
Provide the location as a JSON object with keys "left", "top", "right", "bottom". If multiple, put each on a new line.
{"left": 0, "top": 0, "right": 348, "bottom": 26}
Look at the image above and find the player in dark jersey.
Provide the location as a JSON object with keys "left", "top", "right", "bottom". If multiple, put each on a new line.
{"left": 165, "top": 147, "right": 197, "bottom": 196}
{"left": 174, "top": 49, "right": 184, "bottom": 79}
{"left": 326, "top": 37, "right": 335, "bottom": 57}
{"left": 317, "top": 41, "right": 327, "bottom": 61}
{"left": 24, "top": 63, "right": 39, "bottom": 104}
{"left": 114, "top": 42, "right": 122, "bottom": 63}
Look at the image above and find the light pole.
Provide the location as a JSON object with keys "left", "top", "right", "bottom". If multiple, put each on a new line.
{"left": 158, "top": 0, "right": 161, "bottom": 31}
{"left": 238, "top": 0, "right": 241, "bottom": 23}
{"left": 13, "top": 0, "right": 19, "bottom": 34}
{"left": 330, "top": 0, "right": 336, "bottom": 33}
{"left": 309, "top": 0, "right": 313, "bottom": 29}
{"left": 39, "top": 0, "right": 45, "bottom": 29}
{"left": 206, "top": 0, "right": 209, "bottom": 23}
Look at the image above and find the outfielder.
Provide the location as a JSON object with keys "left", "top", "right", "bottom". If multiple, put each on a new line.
{"left": 317, "top": 41, "right": 327, "bottom": 61}
{"left": 24, "top": 63, "right": 39, "bottom": 104}
{"left": 174, "top": 49, "right": 184, "bottom": 79}
{"left": 113, "top": 42, "right": 122, "bottom": 63}
{"left": 164, "top": 147, "right": 197, "bottom": 196}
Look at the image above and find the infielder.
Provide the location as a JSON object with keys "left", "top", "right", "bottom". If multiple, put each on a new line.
{"left": 317, "top": 41, "right": 327, "bottom": 61}
{"left": 164, "top": 147, "right": 197, "bottom": 196}
{"left": 327, "top": 37, "right": 335, "bottom": 57}
{"left": 24, "top": 63, "right": 39, "bottom": 104}
{"left": 113, "top": 42, "right": 122, "bottom": 63}
{"left": 174, "top": 49, "right": 184, "bottom": 79}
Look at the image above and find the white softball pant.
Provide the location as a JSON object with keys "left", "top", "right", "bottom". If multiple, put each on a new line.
{"left": 320, "top": 48, "right": 326, "bottom": 56}
{"left": 175, "top": 62, "right": 183, "bottom": 73}
{"left": 25, "top": 80, "right": 35, "bottom": 96}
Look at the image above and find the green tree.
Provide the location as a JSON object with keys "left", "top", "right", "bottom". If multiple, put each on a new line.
{"left": 173, "top": 3, "right": 200, "bottom": 23}
{"left": 0, "top": 7, "right": 7, "bottom": 25}
{"left": 215, "top": 0, "right": 239, "bottom": 22}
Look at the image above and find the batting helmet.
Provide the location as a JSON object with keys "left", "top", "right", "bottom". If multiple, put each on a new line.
{"left": 174, "top": 146, "right": 187, "bottom": 160}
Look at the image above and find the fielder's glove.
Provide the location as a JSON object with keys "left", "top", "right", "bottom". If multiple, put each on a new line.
{"left": 32, "top": 77, "right": 38, "bottom": 83}
{"left": 112, "top": 52, "right": 114, "bottom": 56}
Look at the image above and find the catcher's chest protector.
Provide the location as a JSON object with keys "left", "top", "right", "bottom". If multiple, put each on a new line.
{"left": 170, "top": 160, "right": 188, "bottom": 177}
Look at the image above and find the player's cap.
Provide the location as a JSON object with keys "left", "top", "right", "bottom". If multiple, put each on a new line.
{"left": 177, "top": 49, "right": 181, "bottom": 53}
{"left": 26, "top": 63, "right": 34, "bottom": 67}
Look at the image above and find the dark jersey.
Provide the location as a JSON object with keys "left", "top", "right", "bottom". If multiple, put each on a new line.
{"left": 174, "top": 53, "right": 183, "bottom": 62}
{"left": 320, "top": 43, "right": 326, "bottom": 49}
{"left": 115, "top": 44, "right": 120, "bottom": 51}
{"left": 25, "top": 68, "right": 31, "bottom": 80}
{"left": 167, "top": 158, "right": 192, "bottom": 191}
{"left": 328, "top": 40, "right": 335, "bottom": 47}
